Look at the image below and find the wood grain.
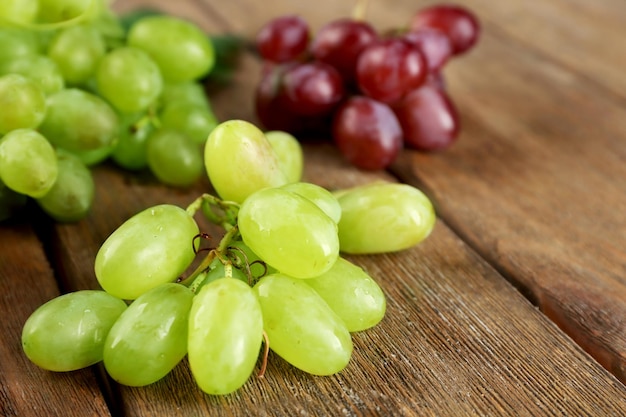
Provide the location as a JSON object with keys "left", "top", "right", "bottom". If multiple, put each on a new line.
{"left": 2, "top": 0, "right": 626, "bottom": 415}
{"left": 0, "top": 221, "right": 112, "bottom": 417}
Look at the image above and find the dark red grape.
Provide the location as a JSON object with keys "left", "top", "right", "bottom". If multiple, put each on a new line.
{"left": 282, "top": 61, "right": 345, "bottom": 116}
{"left": 356, "top": 38, "right": 427, "bottom": 104}
{"left": 403, "top": 27, "right": 453, "bottom": 72}
{"left": 310, "top": 18, "right": 378, "bottom": 81}
{"left": 256, "top": 15, "right": 310, "bottom": 62}
{"left": 255, "top": 63, "right": 331, "bottom": 135}
{"left": 332, "top": 96, "right": 403, "bottom": 170}
{"left": 410, "top": 4, "right": 480, "bottom": 55}
{"left": 393, "top": 83, "right": 459, "bottom": 151}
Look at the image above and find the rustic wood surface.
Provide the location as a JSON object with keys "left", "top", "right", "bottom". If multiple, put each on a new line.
{"left": 1, "top": 0, "right": 625, "bottom": 416}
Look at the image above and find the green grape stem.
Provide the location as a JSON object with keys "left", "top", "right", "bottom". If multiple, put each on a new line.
{"left": 352, "top": 0, "right": 370, "bottom": 21}
{"left": 186, "top": 193, "right": 240, "bottom": 230}
{"left": 179, "top": 224, "right": 240, "bottom": 290}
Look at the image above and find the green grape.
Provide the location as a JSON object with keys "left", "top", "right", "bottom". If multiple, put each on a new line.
{"left": 238, "top": 187, "right": 339, "bottom": 279}
{"left": 188, "top": 278, "right": 263, "bottom": 395}
{"left": 110, "top": 112, "right": 153, "bottom": 171}
{"left": 70, "top": 143, "right": 115, "bottom": 166}
{"left": 96, "top": 46, "right": 163, "bottom": 113}
{"left": 95, "top": 204, "right": 199, "bottom": 300}
{"left": 159, "top": 81, "right": 211, "bottom": 109}
{"left": 0, "top": 74, "right": 46, "bottom": 134}
{"left": 103, "top": 283, "right": 193, "bottom": 386}
{"left": 336, "top": 182, "right": 436, "bottom": 254}
{"left": 0, "top": 27, "right": 40, "bottom": 63}
{"left": 37, "top": 0, "right": 95, "bottom": 23}
{"left": 280, "top": 182, "right": 341, "bottom": 224}
{"left": 127, "top": 15, "right": 215, "bottom": 82}
{"left": 0, "top": 54, "right": 65, "bottom": 95}
{"left": 253, "top": 273, "right": 352, "bottom": 375}
{"left": 146, "top": 128, "right": 203, "bottom": 187}
{"left": 39, "top": 88, "right": 119, "bottom": 152}
{"left": 36, "top": 150, "right": 94, "bottom": 222}
{"left": 204, "top": 120, "right": 288, "bottom": 203}
{"left": 0, "top": 0, "right": 38, "bottom": 24}
{"left": 22, "top": 290, "right": 127, "bottom": 372}
{"left": 0, "top": 129, "right": 58, "bottom": 198}
{"left": 265, "top": 130, "right": 303, "bottom": 183}
{"left": 305, "top": 257, "right": 386, "bottom": 332}
{"left": 160, "top": 101, "right": 218, "bottom": 145}
{"left": 47, "top": 24, "right": 106, "bottom": 86}
{"left": 0, "top": 180, "right": 28, "bottom": 222}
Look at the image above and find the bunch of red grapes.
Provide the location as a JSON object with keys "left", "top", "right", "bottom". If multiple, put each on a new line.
{"left": 254, "top": 3, "right": 480, "bottom": 170}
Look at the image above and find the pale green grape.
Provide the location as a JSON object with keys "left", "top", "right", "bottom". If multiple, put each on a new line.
{"left": 0, "top": 54, "right": 65, "bottom": 95}
{"left": 336, "top": 182, "right": 436, "bottom": 254}
{"left": 47, "top": 24, "right": 106, "bottom": 85}
{"left": 37, "top": 0, "right": 95, "bottom": 23}
{"left": 0, "top": 0, "right": 38, "bottom": 24}
{"left": 280, "top": 182, "right": 341, "bottom": 224}
{"left": 253, "top": 273, "right": 352, "bottom": 375}
{"left": 103, "top": 283, "right": 193, "bottom": 386}
{"left": 0, "top": 74, "right": 46, "bottom": 134}
{"left": 0, "top": 129, "right": 58, "bottom": 198}
{"left": 70, "top": 143, "right": 116, "bottom": 166}
{"left": 39, "top": 88, "right": 119, "bottom": 152}
{"left": 159, "top": 81, "right": 211, "bottom": 109}
{"left": 96, "top": 46, "right": 163, "bottom": 113}
{"left": 305, "top": 257, "right": 386, "bottom": 332}
{"left": 110, "top": 112, "right": 153, "bottom": 170}
{"left": 160, "top": 101, "right": 218, "bottom": 145}
{"left": 0, "top": 27, "right": 40, "bottom": 63}
{"left": 36, "top": 150, "right": 94, "bottom": 222}
{"left": 127, "top": 16, "right": 215, "bottom": 82}
{"left": 22, "top": 290, "right": 127, "bottom": 372}
{"left": 0, "top": 180, "right": 27, "bottom": 221}
{"left": 146, "top": 128, "right": 203, "bottom": 187}
{"left": 95, "top": 204, "right": 199, "bottom": 300}
{"left": 188, "top": 278, "right": 263, "bottom": 395}
{"left": 204, "top": 120, "right": 288, "bottom": 203}
{"left": 265, "top": 130, "right": 303, "bottom": 183}
{"left": 238, "top": 187, "right": 339, "bottom": 279}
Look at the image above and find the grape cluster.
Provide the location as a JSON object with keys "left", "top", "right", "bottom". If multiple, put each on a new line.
{"left": 0, "top": 0, "right": 218, "bottom": 222}
{"left": 254, "top": 4, "right": 480, "bottom": 170}
{"left": 22, "top": 119, "right": 436, "bottom": 395}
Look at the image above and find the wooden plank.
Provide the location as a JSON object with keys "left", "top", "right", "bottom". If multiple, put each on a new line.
{"left": 389, "top": 2, "right": 626, "bottom": 381}
{"left": 0, "top": 219, "right": 112, "bottom": 417}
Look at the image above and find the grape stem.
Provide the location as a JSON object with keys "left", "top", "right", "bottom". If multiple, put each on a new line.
{"left": 258, "top": 331, "right": 270, "bottom": 378}
{"left": 186, "top": 193, "right": 240, "bottom": 230}
{"left": 178, "top": 225, "right": 240, "bottom": 290}
{"left": 352, "top": 0, "right": 370, "bottom": 21}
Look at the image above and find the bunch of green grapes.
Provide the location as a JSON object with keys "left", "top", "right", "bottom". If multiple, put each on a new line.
{"left": 0, "top": 0, "right": 218, "bottom": 222}
{"left": 22, "top": 120, "right": 437, "bottom": 395}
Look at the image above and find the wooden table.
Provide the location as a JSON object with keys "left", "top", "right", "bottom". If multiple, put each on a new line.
{"left": 2, "top": 0, "right": 625, "bottom": 415}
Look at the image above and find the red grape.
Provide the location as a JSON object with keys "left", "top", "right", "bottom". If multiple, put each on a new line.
{"left": 393, "top": 83, "right": 459, "bottom": 151}
{"left": 255, "top": 64, "right": 331, "bottom": 135}
{"left": 356, "top": 38, "right": 427, "bottom": 104}
{"left": 410, "top": 4, "right": 480, "bottom": 55}
{"left": 256, "top": 15, "right": 310, "bottom": 62}
{"left": 282, "top": 61, "right": 345, "bottom": 116}
{"left": 332, "top": 96, "right": 403, "bottom": 170}
{"left": 403, "top": 27, "right": 453, "bottom": 72}
{"left": 310, "top": 18, "right": 378, "bottom": 81}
